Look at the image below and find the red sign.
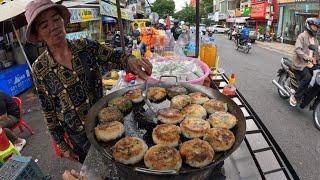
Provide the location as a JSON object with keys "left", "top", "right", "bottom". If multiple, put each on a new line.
{"left": 250, "top": 2, "right": 267, "bottom": 19}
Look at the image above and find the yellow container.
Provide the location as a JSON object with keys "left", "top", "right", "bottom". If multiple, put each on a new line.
{"left": 200, "top": 43, "right": 217, "bottom": 68}
{"left": 132, "top": 49, "right": 141, "bottom": 58}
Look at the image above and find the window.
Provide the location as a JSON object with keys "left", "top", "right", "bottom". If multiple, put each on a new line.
{"left": 228, "top": 1, "right": 236, "bottom": 10}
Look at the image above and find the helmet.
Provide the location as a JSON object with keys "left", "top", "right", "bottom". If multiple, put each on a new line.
{"left": 173, "top": 19, "right": 179, "bottom": 26}
{"left": 305, "top": 18, "right": 319, "bottom": 36}
{"left": 159, "top": 19, "right": 165, "bottom": 25}
{"left": 180, "top": 21, "right": 185, "bottom": 26}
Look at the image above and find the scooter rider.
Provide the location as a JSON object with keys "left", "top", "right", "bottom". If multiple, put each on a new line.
{"left": 238, "top": 24, "right": 250, "bottom": 46}
{"left": 171, "top": 19, "right": 182, "bottom": 41}
{"left": 290, "top": 18, "right": 320, "bottom": 107}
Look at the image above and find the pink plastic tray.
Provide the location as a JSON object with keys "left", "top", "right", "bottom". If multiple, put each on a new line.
{"left": 149, "top": 57, "right": 210, "bottom": 85}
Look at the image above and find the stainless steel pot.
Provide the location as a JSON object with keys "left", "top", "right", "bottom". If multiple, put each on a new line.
{"left": 85, "top": 82, "right": 246, "bottom": 180}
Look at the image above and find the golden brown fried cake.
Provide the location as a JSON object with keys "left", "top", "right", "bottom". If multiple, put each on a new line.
{"left": 207, "top": 112, "right": 237, "bottom": 129}
{"left": 170, "top": 95, "right": 192, "bottom": 110}
{"left": 182, "top": 104, "right": 207, "bottom": 119}
{"left": 180, "top": 117, "right": 210, "bottom": 139}
{"left": 144, "top": 144, "right": 182, "bottom": 171}
{"left": 112, "top": 137, "right": 148, "bottom": 165}
{"left": 188, "top": 92, "right": 210, "bottom": 104}
{"left": 147, "top": 87, "right": 167, "bottom": 102}
{"left": 108, "top": 96, "right": 132, "bottom": 113}
{"left": 98, "top": 107, "right": 122, "bottom": 123}
{"left": 152, "top": 124, "right": 181, "bottom": 147}
{"left": 167, "top": 85, "right": 188, "bottom": 98}
{"left": 180, "top": 139, "right": 214, "bottom": 168}
{"left": 95, "top": 121, "right": 124, "bottom": 142}
{"left": 203, "top": 99, "right": 228, "bottom": 114}
{"left": 204, "top": 128, "right": 235, "bottom": 152}
{"left": 124, "top": 89, "right": 143, "bottom": 103}
{"left": 157, "top": 108, "right": 185, "bottom": 124}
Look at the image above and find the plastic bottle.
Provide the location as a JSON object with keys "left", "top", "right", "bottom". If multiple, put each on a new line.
{"left": 222, "top": 74, "right": 236, "bottom": 96}
{"left": 131, "top": 40, "right": 141, "bottom": 58}
{"left": 187, "top": 31, "right": 196, "bottom": 57}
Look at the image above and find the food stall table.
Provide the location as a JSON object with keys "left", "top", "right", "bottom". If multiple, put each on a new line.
{"left": 80, "top": 73, "right": 298, "bottom": 180}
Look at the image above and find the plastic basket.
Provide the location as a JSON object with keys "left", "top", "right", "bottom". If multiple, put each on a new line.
{"left": 0, "top": 156, "right": 46, "bottom": 180}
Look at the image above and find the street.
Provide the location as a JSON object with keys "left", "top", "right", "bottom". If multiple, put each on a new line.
{"left": 215, "top": 34, "right": 320, "bottom": 179}
{"left": 14, "top": 35, "right": 319, "bottom": 180}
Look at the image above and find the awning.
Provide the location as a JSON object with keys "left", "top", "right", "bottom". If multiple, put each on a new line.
{"left": 102, "top": 16, "right": 117, "bottom": 23}
{"left": 62, "top": 0, "right": 98, "bottom": 8}
{"left": 226, "top": 17, "right": 249, "bottom": 23}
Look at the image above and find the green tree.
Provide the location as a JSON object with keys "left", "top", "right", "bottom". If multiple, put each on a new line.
{"left": 200, "top": 0, "right": 213, "bottom": 18}
{"left": 173, "top": 2, "right": 196, "bottom": 24}
{"left": 151, "top": 0, "right": 175, "bottom": 18}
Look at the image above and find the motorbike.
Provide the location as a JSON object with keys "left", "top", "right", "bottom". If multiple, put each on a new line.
{"left": 235, "top": 34, "right": 251, "bottom": 54}
{"left": 112, "top": 33, "right": 133, "bottom": 49}
{"left": 272, "top": 44, "right": 320, "bottom": 130}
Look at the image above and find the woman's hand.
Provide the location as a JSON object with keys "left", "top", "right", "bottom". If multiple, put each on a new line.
{"left": 62, "top": 169, "right": 87, "bottom": 180}
{"left": 128, "top": 57, "right": 153, "bottom": 80}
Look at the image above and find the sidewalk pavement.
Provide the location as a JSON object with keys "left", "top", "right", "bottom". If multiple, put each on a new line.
{"left": 12, "top": 89, "right": 82, "bottom": 179}
{"left": 255, "top": 40, "right": 295, "bottom": 57}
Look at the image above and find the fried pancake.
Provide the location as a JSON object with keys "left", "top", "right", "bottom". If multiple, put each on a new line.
{"left": 188, "top": 92, "right": 210, "bottom": 104}
{"left": 147, "top": 87, "right": 167, "bottom": 102}
{"left": 95, "top": 121, "right": 124, "bottom": 142}
{"left": 180, "top": 139, "right": 214, "bottom": 168}
{"left": 124, "top": 89, "right": 143, "bottom": 103}
{"left": 182, "top": 104, "right": 207, "bottom": 119}
{"left": 108, "top": 96, "right": 132, "bottom": 113}
{"left": 157, "top": 108, "right": 185, "bottom": 124}
{"left": 207, "top": 112, "right": 237, "bottom": 129}
{"left": 152, "top": 124, "right": 181, "bottom": 147}
{"left": 171, "top": 95, "right": 192, "bottom": 110}
{"left": 144, "top": 144, "right": 182, "bottom": 171}
{"left": 167, "top": 85, "right": 188, "bottom": 98}
{"left": 98, "top": 107, "right": 122, "bottom": 123}
{"left": 203, "top": 99, "right": 228, "bottom": 114}
{"left": 204, "top": 128, "right": 235, "bottom": 152}
{"left": 112, "top": 137, "right": 148, "bottom": 165}
{"left": 180, "top": 117, "right": 210, "bottom": 139}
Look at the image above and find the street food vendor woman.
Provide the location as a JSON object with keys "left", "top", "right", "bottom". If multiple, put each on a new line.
{"left": 25, "top": 0, "right": 152, "bottom": 163}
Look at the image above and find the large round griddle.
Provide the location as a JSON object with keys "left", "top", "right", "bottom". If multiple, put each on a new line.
{"left": 85, "top": 82, "right": 246, "bottom": 178}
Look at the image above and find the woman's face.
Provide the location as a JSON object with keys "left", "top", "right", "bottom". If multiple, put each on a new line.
{"left": 310, "top": 24, "right": 318, "bottom": 32}
{"left": 34, "top": 9, "right": 66, "bottom": 45}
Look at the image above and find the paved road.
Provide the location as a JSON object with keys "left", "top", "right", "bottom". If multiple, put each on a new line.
{"left": 215, "top": 34, "right": 320, "bottom": 179}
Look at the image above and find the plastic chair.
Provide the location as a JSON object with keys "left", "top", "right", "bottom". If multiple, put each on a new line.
{"left": 10, "top": 97, "right": 34, "bottom": 135}
{"left": 0, "top": 141, "right": 21, "bottom": 164}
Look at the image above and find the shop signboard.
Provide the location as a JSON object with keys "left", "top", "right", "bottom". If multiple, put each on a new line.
{"left": 69, "top": 8, "right": 100, "bottom": 23}
{"left": 250, "top": 2, "right": 267, "bottom": 20}
{"left": 100, "top": 1, "right": 134, "bottom": 21}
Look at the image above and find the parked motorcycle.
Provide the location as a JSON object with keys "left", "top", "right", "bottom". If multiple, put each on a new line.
{"left": 272, "top": 44, "right": 320, "bottom": 130}
{"left": 235, "top": 34, "right": 251, "bottom": 54}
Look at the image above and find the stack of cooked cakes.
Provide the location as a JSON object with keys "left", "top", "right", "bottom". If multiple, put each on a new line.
{"left": 95, "top": 88, "right": 143, "bottom": 143}
{"left": 94, "top": 86, "right": 239, "bottom": 171}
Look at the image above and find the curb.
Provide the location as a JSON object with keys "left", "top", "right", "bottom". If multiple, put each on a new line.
{"left": 255, "top": 41, "right": 294, "bottom": 57}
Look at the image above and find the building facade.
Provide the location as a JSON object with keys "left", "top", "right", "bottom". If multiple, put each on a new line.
{"left": 277, "top": 0, "right": 320, "bottom": 43}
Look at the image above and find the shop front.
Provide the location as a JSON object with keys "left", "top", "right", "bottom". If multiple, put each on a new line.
{"left": 66, "top": 7, "right": 101, "bottom": 41}
{"left": 100, "top": 0, "right": 134, "bottom": 37}
{"left": 250, "top": 0, "right": 278, "bottom": 37}
{"left": 277, "top": 1, "right": 320, "bottom": 43}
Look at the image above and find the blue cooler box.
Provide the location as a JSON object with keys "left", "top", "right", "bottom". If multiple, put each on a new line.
{"left": 0, "top": 64, "right": 33, "bottom": 96}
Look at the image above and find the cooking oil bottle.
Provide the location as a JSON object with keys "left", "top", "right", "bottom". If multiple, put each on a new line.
{"left": 131, "top": 40, "right": 141, "bottom": 58}
{"left": 222, "top": 73, "right": 236, "bottom": 96}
